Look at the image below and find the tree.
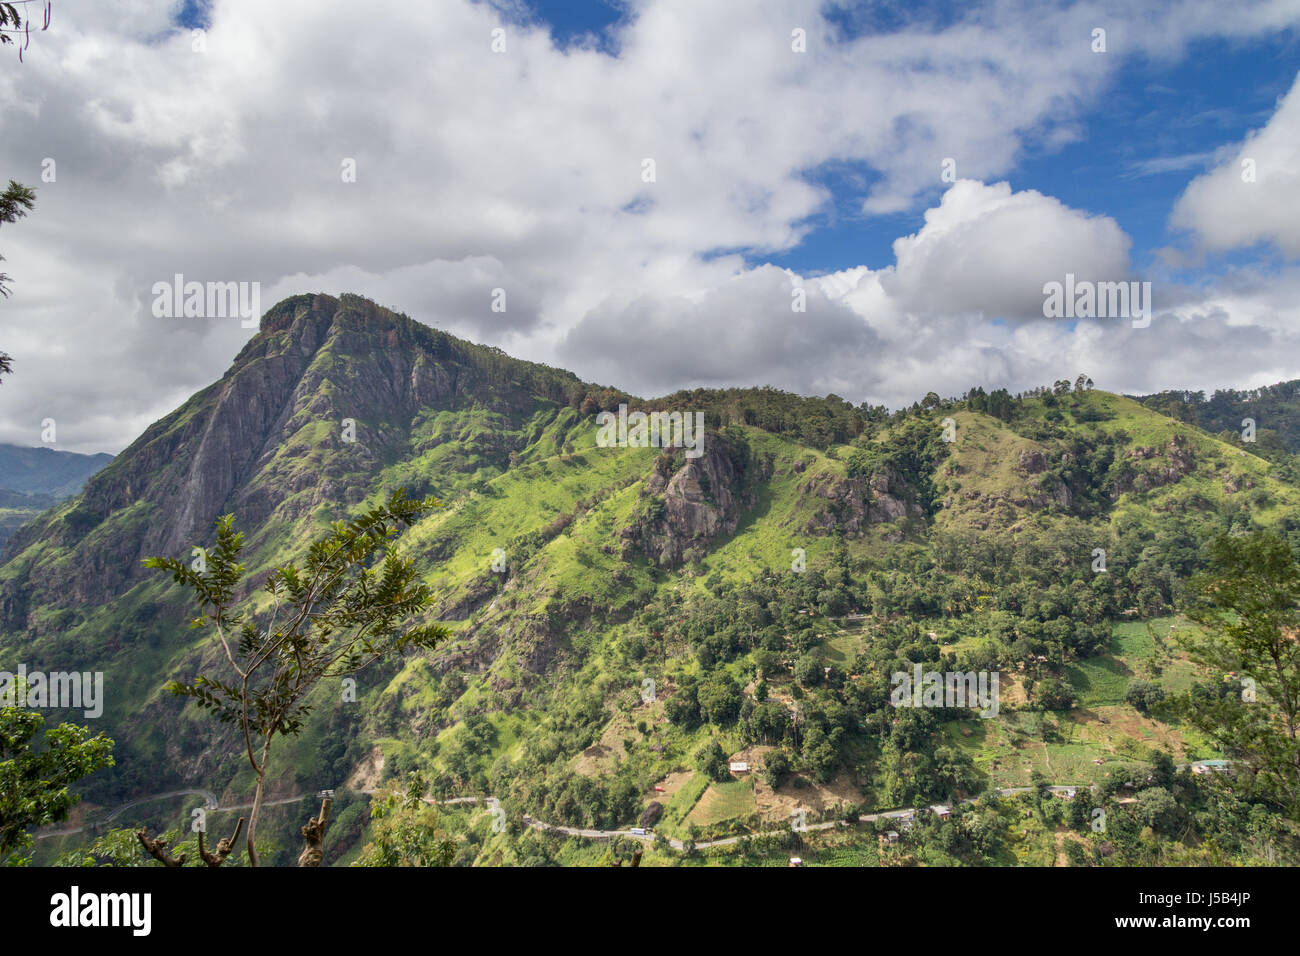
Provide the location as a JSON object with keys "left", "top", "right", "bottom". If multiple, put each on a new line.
{"left": 801, "top": 726, "right": 839, "bottom": 784}
{"left": 145, "top": 489, "right": 448, "bottom": 866}
{"left": 1184, "top": 531, "right": 1300, "bottom": 811}
{"left": 0, "top": 178, "right": 36, "bottom": 383}
{"left": 930, "top": 745, "right": 981, "bottom": 800}
{"left": 698, "top": 676, "right": 741, "bottom": 725}
{"left": 763, "top": 748, "right": 790, "bottom": 789}
{"left": 54, "top": 827, "right": 159, "bottom": 867}
{"left": 0, "top": 179, "right": 34, "bottom": 300}
{"left": 1, "top": 2, "right": 52, "bottom": 61}
{"left": 1148, "top": 749, "right": 1176, "bottom": 788}
{"left": 1134, "top": 786, "right": 1180, "bottom": 835}
{"left": 793, "top": 654, "right": 822, "bottom": 687}
{"left": 1124, "top": 679, "right": 1166, "bottom": 715}
{"left": 694, "top": 740, "right": 729, "bottom": 782}
{"left": 664, "top": 679, "right": 701, "bottom": 729}
{"left": 1032, "top": 676, "right": 1077, "bottom": 711}
{"left": 0, "top": 703, "right": 114, "bottom": 863}
{"left": 354, "top": 772, "right": 455, "bottom": 867}
{"left": 1063, "top": 839, "right": 1089, "bottom": 867}
{"left": 754, "top": 649, "right": 782, "bottom": 679}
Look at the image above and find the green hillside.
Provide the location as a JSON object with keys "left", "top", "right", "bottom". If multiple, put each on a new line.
{"left": 5, "top": 295, "right": 1298, "bottom": 867}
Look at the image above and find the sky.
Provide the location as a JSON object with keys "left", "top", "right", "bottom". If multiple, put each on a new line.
{"left": 1, "top": 0, "right": 1299, "bottom": 454}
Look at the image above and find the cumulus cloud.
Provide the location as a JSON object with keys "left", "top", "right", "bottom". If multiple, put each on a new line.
{"left": 263, "top": 257, "right": 545, "bottom": 339}
{"left": 1, "top": 0, "right": 1299, "bottom": 451}
{"left": 1170, "top": 70, "right": 1300, "bottom": 257}
{"left": 882, "top": 180, "right": 1134, "bottom": 319}
{"left": 560, "top": 265, "right": 882, "bottom": 398}
{"left": 564, "top": 178, "right": 1300, "bottom": 410}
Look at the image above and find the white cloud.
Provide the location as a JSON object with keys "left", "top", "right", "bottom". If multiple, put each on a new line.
{"left": 563, "top": 181, "right": 1300, "bottom": 411}
{"left": 1, "top": 1, "right": 1299, "bottom": 451}
{"left": 882, "top": 180, "right": 1133, "bottom": 319}
{"left": 1170, "top": 70, "right": 1300, "bottom": 256}
{"left": 560, "top": 265, "right": 881, "bottom": 398}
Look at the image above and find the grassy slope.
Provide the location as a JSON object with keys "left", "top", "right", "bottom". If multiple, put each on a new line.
{"left": 393, "top": 393, "right": 1287, "bottom": 853}
{"left": 15, "top": 387, "right": 1300, "bottom": 864}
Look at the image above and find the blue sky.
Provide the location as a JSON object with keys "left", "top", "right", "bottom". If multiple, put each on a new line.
{"left": 527, "top": 1, "right": 1300, "bottom": 278}
{"left": 174, "top": 0, "right": 211, "bottom": 30}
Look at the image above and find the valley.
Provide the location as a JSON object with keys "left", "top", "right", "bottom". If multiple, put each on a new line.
{"left": 3, "top": 293, "right": 1297, "bottom": 868}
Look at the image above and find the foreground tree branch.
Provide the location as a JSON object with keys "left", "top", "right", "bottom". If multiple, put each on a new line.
{"left": 136, "top": 829, "right": 185, "bottom": 867}
{"left": 198, "top": 816, "right": 245, "bottom": 867}
{"left": 146, "top": 488, "right": 448, "bottom": 866}
{"left": 298, "top": 798, "right": 331, "bottom": 867}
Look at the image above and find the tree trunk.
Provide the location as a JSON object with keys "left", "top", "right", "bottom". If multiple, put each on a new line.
{"left": 298, "top": 798, "right": 331, "bottom": 867}
{"left": 245, "top": 736, "right": 273, "bottom": 867}
{"left": 246, "top": 772, "right": 266, "bottom": 867}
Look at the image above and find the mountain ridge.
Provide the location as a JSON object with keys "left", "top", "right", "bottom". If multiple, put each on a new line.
{"left": 5, "top": 292, "right": 1299, "bottom": 865}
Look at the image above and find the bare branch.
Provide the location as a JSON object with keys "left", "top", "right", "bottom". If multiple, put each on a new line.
{"left": 136, "top": 828, "right": 186, "bottom": 867}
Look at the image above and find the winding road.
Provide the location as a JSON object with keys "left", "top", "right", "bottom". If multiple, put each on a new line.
{"left": 36, "top": 789, "right": 316, "bottom": 840}
{"left": 511, "top": 784, "right": 1079, "bottom": 850}
{"left": 38, "top": 768, "right": 1220, "bottom": 848}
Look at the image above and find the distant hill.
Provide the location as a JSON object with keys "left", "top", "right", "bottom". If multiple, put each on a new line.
{"left": 0, "top": 443, "right": 114, "bottom": 497}
{"left": 0, "top": 444, "right": 113, "bottom": 551}
{"left": 1136, "top": 380, "right": 1300, "bottom": 455}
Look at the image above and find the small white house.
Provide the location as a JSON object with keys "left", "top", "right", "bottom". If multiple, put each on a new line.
{"left": 729, "top": 761, "right": 750, "bottom": 774}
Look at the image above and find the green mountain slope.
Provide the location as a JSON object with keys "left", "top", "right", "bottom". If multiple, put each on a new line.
{"left": 1137, "top": 380, "right": 1300, "bottom": 457}
{"left": 5, "top": 294, "right": 1298, "bottom": 866}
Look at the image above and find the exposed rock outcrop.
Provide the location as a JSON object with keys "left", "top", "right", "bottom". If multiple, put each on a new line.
{"left": 1017, "top": 450, "right": 1047, "bottom": 474}
{"left": 0, "top": 293, "right": 592, "bottom": 628}
{"left": 1128, "top": 434, "right": 1197, "bottom": 493}
{"left": 623, "top": 441, "right": 749, "bottom": 567}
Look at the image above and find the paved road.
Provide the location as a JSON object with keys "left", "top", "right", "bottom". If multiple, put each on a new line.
{"left": 511, "top": 784, "right": 1086, "bottom": 850}
{"left": 35, "top": 788, "right": 313, "bottom": 840}
{"left": 38, "top": 769, "right": 1211, "bottom": 847}
{"left": 104, "top": 788, "right": 218, "bottom": 821}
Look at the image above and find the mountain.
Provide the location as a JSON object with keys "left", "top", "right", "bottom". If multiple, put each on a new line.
{"left": 5, "top": 293, "right": 1298, "bottom": 866}
{"left": 0, "top": 444, "right": 112, "bottom": 553}
{"left": 0, "top": 443, "right": 112, "bottom": 497}
{"left": 1137, "top": 381, "right": 1300, "bottom": 455}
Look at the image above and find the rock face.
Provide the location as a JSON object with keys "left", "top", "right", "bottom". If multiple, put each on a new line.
{"left": 798, "top": 466, "right": 919, "bottom": 533}
{"left": 624, "top": 440, "right": 754, "bottom": 567}
{"left": 802, "top": 472, "right": 869, "bottom": 533}
{"left": 866, "top": 468, "right": 917, "bottom": 523}
{"left": 640, "top": 802, "right": 663, "bottom": 827}
{"left": 1128, "top": 434, "right": 1197, "bottom": 494}
{"left": 1223, "top": 473, "right": 1254, "bottom": 494}
{"left": 1017, "top": 450, "right": 1047, "bottom": 474}
{"left": 0, "top": 293, "right": 587, "bottom": 628}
